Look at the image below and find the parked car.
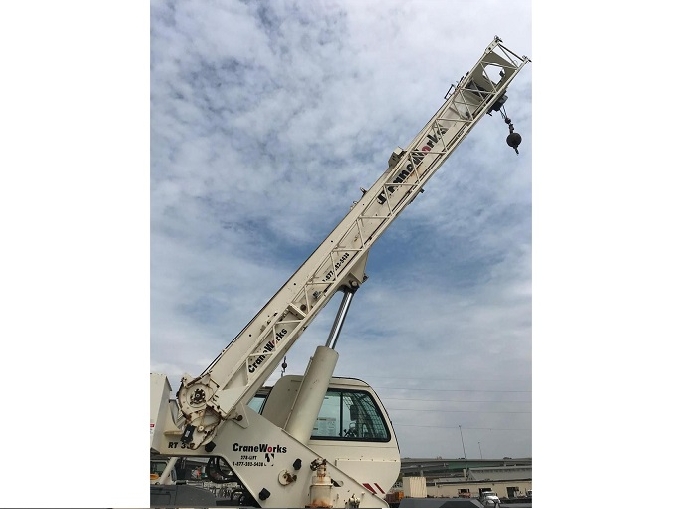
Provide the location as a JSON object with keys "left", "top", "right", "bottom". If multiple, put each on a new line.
{"left": 479, "top": 491, "right": 500, "bottom": 507}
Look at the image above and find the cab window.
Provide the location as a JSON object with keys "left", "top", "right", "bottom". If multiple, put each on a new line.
{"left": 311, "top": 389, "right": 390, "bottom": 442}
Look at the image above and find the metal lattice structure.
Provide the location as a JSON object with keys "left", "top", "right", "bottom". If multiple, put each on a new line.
{"left": 174, "top": 36, "right": 530, "bottom": 450}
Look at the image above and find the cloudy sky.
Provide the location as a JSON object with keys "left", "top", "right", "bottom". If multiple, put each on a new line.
{"left": 150, "top": 0, "right": 533, "bottom": 460}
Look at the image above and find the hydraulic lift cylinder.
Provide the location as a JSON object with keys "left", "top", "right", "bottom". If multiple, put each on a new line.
{"left": 284, "top": 345, "right": 339, "bottom": 443}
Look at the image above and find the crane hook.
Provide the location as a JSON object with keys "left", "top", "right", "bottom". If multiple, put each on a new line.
{"left": 500, "top": 107, "right": 522, "bottom": 155}
{"left": 506, "top": 124, "right": 522, "bottom": 155}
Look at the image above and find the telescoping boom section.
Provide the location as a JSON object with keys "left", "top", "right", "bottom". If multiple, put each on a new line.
{"left": 151, "top": 36, "right": 530, "bottom": 508}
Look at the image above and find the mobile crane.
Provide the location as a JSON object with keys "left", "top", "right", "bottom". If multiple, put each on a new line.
{"left": 150, "top": 36, "right": 530, "bottom": 508}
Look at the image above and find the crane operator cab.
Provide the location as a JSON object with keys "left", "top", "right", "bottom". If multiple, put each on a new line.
{"left": 250, "top": 375, "right": 401, "bottom": 493}
{"left": 254, "top": 376, "right": 395, "bottom": 442}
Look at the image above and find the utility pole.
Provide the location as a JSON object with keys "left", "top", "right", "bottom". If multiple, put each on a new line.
{"left": 459, "top": 425, "right": 467, "bottom": 478}
{"left": 478, "top": 441, "right": 483, "bottom": 460}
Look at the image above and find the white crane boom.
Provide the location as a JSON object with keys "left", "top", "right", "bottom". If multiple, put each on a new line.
{"left": 173, "top": 36, "right": 530, "bottom": 451}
